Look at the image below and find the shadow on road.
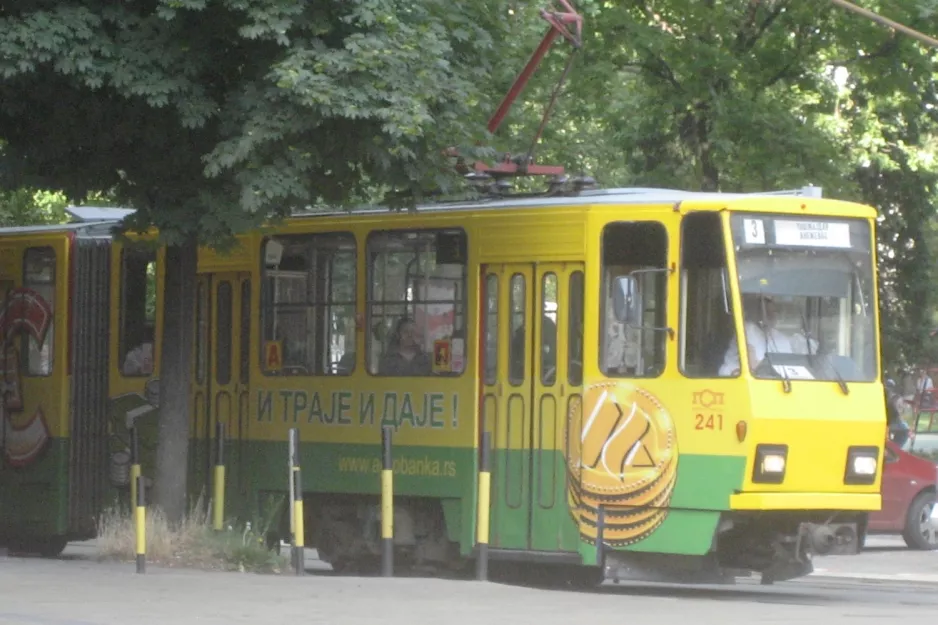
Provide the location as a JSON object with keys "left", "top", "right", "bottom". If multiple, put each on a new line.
{"left": 592, "top": 582, "right": 835, "bottom": 606}
{"left": 862, "top": 546, "right": 910, "bottom": 553}
{"left": 301, "top": 560, "right": 837, "bottom": 606}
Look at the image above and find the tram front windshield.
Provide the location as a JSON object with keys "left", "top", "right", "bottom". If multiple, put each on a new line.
{"left": 729, "top": 213, "right": 877, "bottom": 383}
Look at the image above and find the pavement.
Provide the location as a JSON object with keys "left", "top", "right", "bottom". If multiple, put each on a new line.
{"left": 2, "top": 535, "right": 938, "bottom": 624}
{"left": 808, "top": 534, "right": 938, "bottom": 584}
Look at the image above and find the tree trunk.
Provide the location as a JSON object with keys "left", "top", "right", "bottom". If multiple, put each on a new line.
{"left": 153, "top": 238, "right": 198, "bottom": 525}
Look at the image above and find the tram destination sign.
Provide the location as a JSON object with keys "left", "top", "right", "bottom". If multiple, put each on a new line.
{"left": 773, "top": 219, "right": 851, "bottom": 249}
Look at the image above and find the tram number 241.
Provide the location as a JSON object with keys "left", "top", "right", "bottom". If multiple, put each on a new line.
{"left": 695, "top": 413, "right": 724, "bottom": 431}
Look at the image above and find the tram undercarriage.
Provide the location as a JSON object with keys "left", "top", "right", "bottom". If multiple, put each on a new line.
{"left": 289, "top": 495, "right": 864, "bottom": 585}
{"left": 710, "top": 510, "right": 865, "bottom": 584}
{"left": 304, "top": 494, "right": 465, "bottom": 575}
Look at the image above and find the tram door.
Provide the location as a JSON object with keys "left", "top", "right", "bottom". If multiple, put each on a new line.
{"left": 191, "top": 272, "right": 252, "bottom": 513}
{"left": 482, "top": 262, "right": 584, "bottom": 552}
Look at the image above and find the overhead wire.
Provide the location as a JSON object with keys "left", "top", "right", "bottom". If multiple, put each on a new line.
{"left": 829, "top": 0, "right": 938, "bottom": 51}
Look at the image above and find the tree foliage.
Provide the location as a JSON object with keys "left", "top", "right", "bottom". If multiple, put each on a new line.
{"left": 0, "top": 187, "right": 68, "bottom": 227}
{"left": 0, "top": 0, "right": 508, "bottom": 241}
{"left": 494, "top": 0, "right": 938, "bottom": 372}
{"left": 0, "top": 0, "right": 511, "bottom": 521}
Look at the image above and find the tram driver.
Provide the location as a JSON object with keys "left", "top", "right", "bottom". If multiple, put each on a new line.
{"left": 718, "top": 293, "right": 816, "bottom": 377}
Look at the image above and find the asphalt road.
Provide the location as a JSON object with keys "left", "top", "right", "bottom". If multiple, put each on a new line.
{"left": 1, "top": 536, "right": 937, "bottom": 625}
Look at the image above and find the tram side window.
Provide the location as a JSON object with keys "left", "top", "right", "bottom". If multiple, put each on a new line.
{"left": 600, "top": 222, "right": 667, "bottom": 378}
{"left": 21, "top": 248, "right": 56, "bottom": 376}
{"left": 195, "top": 279, "right": 208, "bottom": 384}
{"left": 215, "top": 281, "right": 233, "bottom": 385}
{"left": 541, "top": 273, "right": 558, "bottom": 386}
{"left": 367, "top": 229, "right": 467, "bottom": 377}
{"left": 1, "top": 280, "right": 13, "bottom": 397}
{"left": 508, "top": 274, "right": 526, "bottom": 385}
{"left": 568, "top": 271, "right": 584, "bottom": 386}
{"left": 240, "top": 280, "right": 251, "bottom": 384}
{"left": 679, "top": 212, "right": 737, "bottom": 378}
{"left": 483, "top": 274, "right": 498, "bottom": 385}
{"left": 260, "top": 233, "right": 356, "bottom": 376}
{"left": 119, "top": 247, "right": 157, "bottom": 377}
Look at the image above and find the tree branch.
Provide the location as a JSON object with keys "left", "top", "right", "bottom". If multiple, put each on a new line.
{"left": 829, "top": 35, "right": 900, "bottom": 66}
{"left": 638, "top": 54, "right": 683, "bottom": 91}
{"left": 735, "top": 1, "right": 789, "bottom": 53}
{"left": 759, "top": 21, "right": 826, "bottom": 90}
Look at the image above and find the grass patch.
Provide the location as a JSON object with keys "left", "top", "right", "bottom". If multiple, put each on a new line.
{"left": 96, "top": 495, "right": 288, "bottom": 574}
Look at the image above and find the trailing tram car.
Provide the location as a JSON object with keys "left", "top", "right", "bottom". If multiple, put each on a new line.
{"left": 0, "top": 186, "right": 886, "bottom": 585}
{"left": 0, "top": 212, "right": 118, "bottom": 555}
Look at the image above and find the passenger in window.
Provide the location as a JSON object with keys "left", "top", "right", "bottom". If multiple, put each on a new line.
{"left": 380, "top": 317, "right": 431, "bottom": 376}
{"left": 121, "top": 326, "right": 154, "bottom": 376}
{"left": 508, "top": 313, "right": 558, "bottom": 382}
{"left": 335, "top": 350, "right": 355, "bottom": 375}
{"left": 123, "top": 333, "right": 154, "bottom": 376}
{"left": 718, "top": 294, "right": 814, "bottom": 376}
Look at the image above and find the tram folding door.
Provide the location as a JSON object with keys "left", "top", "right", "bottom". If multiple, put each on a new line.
{"left": 191, "top": 272, "right": 252, "bottom": 514}
{"left": 481, "top": 262, "right": 584, "bottom": 553}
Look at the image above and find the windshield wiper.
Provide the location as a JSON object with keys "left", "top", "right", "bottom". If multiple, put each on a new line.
{"left": 799, "top": 308, "right": 848, "bottom": 395}
{"left": 823, "top": 345, "right": 849, "bottom": 395}
{"left": 758, "top": 293, "right": 791, "bottom": 393}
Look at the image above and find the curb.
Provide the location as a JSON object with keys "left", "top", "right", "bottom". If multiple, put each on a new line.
{"left": 806, "top": 571, "right": 938, "bottom": 585}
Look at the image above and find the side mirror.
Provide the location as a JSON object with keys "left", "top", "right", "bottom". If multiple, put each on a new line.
{"left": 264, "top": 238, "right": 284, "bottom": 268}
{"left": 612, "top": 276, "right": 641, "bottom": 326}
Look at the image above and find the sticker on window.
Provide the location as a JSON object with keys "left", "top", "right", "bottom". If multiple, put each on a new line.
{"left": 774, "top": 220, "right": 851, "bottom": 248}
{"left": 743, "top": 218, "right": 766, "bottom": 244}
{"left": 451, "top": 338, "right": 465, "bottom": 373}
{"left": 772, "top": 364, "right": 815, "bottom": 380}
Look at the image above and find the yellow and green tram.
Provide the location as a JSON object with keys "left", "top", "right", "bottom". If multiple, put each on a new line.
{"left": 0, "top": 186, "right": 886, "bottom": 584}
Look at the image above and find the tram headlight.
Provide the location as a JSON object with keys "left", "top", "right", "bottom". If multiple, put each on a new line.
{"left": 845, "top": 446, "right": 879, "bottom": 485}
{"left": 753, "top": 444, "right": 787, "bottom": 484}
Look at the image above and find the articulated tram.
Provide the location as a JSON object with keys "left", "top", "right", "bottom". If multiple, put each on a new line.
{"left": 0, "top": 186, "right": 885, "bottom": 584}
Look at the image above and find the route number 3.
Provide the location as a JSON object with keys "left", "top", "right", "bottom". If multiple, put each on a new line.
{"left": 743, "top": 218, "right": 765, "bottom": 245}
{"left": 695, "top": 413, "right": 724, "bottom": 431}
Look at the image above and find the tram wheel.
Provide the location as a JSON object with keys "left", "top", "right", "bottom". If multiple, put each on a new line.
{"left": 563, "top": 565, "right": 604, "bottom": 590}
{"left": 8, "top": 536, "right": 68, "bottom": 558}
{"left": 37, "top": 537, "right": 68, "bottom": 558}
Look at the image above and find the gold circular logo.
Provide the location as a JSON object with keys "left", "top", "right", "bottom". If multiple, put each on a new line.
{"left": 566, "top": 381, "right": 678, "bottom": 547}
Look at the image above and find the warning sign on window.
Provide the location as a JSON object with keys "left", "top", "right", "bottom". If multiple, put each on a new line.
{"left": 264, "top": 341, "right": 283, "bottom": 372}
{"left": 433, "top": 340, "right": 451, "bottom": 374}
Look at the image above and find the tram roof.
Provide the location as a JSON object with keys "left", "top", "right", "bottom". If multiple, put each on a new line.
{"left": 291, "top": 185, "right": 828, "bottom": 218}
{"left": 0, "top": 220, "right": 119, "bottom": 236}
{"left": 0, "top": 206, "right": 134, "bottom": 236}
{"left": 0, "top": 185, "right": 834, "bottom": 236}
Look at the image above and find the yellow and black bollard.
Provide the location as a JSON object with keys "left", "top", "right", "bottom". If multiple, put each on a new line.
{"left": 130, "top": 426, "right": 141, "bottom": 523}
{"left": 135, "top": 474, "right": 146, "bottom": 574}
{"left": 287, "top": 428, "right": 298, "bottom": 546}
{"left": 381, "top": 426, "right": 394, "bottom": 577}
{"left": 596, "top": 503, "right": 606, "bottom": 566}
{"left": 213, "top": 422, "right": 225, "bottom": 531}
{"left": 476, "top": 430, "right": 492, "bottom": 581}
{"left": 289, "top": 428, "right": 304, "bottom": 576}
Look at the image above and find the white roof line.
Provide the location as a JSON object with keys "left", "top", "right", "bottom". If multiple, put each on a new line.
{"left": 291, "top": 185, "right": 827, "bottom": 217}
{"left": 64, "top": 206, "right": 136, "bottom": 223}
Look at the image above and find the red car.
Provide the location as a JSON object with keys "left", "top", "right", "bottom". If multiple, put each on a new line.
{"left": 866, "top": 440, "right": 938, "bottom": 549}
